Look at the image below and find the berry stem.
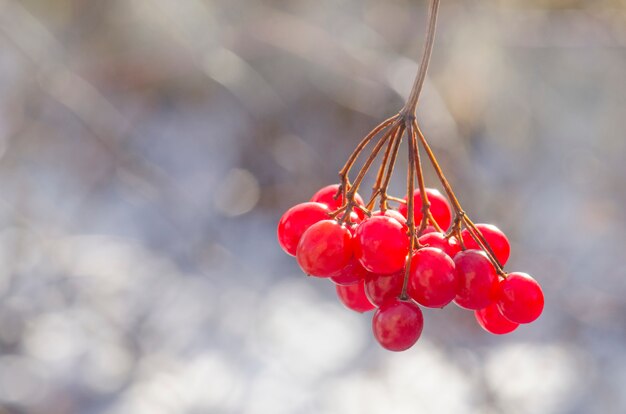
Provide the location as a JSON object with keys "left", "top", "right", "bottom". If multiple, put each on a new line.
{"left": 377, "top": 127, "right": 404, "bottom": 211}
{"left": 399, "top": 0, "right": 440, "bottom": 119}
{"left": 400, "top": 122, "right": 419, "bottom": 300}
{"left": 409, "top": 123, "right": 431, "bottom": 235}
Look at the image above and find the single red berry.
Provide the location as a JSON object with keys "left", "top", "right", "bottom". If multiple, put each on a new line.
{"left": 329, "top": 257, "right": 370, "bottom": 285}
{"left": 418, "top": 232, "right": 461, "bottom": 258}
{"left": 296, "top": 220, "right": 353, "bottom": 277}
{"left": 372, "top": 299, "right": 424, "bottom": 351}
{"left": 475, "top": 302, "right": 519, "bottom": 335}
{"left": 461, "top": 224, "right": 510, "bottom": 266}
{"left": 454, "top": 250, "right": 499, "bottom": 310}
{"left": 408, "top": 247, "right": 457, "bottom": 308}
{"left": 277, "top": 202, "right": 330, "bottom": 256}
{"left": 364, "top": 270, "right": 404, "bottom": 307}
{"left": 336, "top": 281, "right": 376, "bottom": 313}
{"left": 497, "top": 272, "right": 544, "bottom": 324}
{"left": 355, "top": 216, "right": 409, "bottom": 274}
{"left": 399, "top": 188, "right": 452, "bottom": 230}
{"left": 311, "top": 184, "right": 364, "bottom": 211}
{"left": 371, "top": 209, "right": 407, "bottom": 226}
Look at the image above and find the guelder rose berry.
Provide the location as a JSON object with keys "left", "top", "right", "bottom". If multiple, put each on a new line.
{"left": 461, "top": 224, "right": 510, "bottom": 266}
{"left": 399, "top": 188, "right": 452, "bottom": 231}
{"left": 296, "top": 220, "right": 353, "bottom": 277}
{"left": 336, "top": 281, "right": 375, "bottom": 313}
{"left": 475, "top": 302, "right": 519, "bottom": 335}
{"left": 355, "top": 216, "right": 409, "bottom": 274}
{"left": 364, "top": 270, "right": 404, "bottom": 307}
{"left": 408, "top": 247, "right": 457, "bottom": 308}
{"left": 418, "top": 232, "right": 461, "bottom": 258}
{"left": 454, "top": 250, "right": 499, "bottom": 310}
{"left": 372, "top": 299, "right": 424, "bottom": 351}
{"left": 497, "top": 272, "right": 544, "bottom": 324}
{"left": 277, "top": 202, "right": 330, "bottom": 256}
{"left": 311, "top": 184, "right": 364, "bottom": 211}
{"left": 329, "top": 257, "right": 370, "bottom": 286}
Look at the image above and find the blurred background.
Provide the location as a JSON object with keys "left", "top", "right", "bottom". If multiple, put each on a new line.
{"left": 0, "top": 0, "right": 625, "bottom": 413}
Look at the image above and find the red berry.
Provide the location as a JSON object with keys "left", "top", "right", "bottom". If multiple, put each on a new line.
{"left": 372, "top": 299, "right": 424, "bottom": 351}
{"left": 311, "top": 184, "right": 364, "bottom": 211}
{"left": 371, "top": 209, "right": 407, "bottom": 226}
{"left": 355, "top": 216, "right": 409, "bottom": 274}
{"left": 454, "top": 250, "right": 499, "bottom": 310}
{"left": 408, "top": 247, "right": 457, "bottom": 308}
{"left": 277, "top": 202, "right": 330, "bottom": 256}
{"left": 364, "top": 270, "right": 404, "bottom": 307}
{"left": 296, "top": 220, "right": 353, "bottom": 277}
{"left": 399, "top": 188, "right": 452, "bottom": 230}
{"left": 336, "top": 281, "right": 375, "bottom": 313}
{"left": 497, "top": 272, "right": 544, "bottom": 324}
{"left": 461, "top": 224, "right": 510, "bottom": 266}
{"left": 418, "top": 232, "right": 461, "bottom": 258}
{"left": 329, "top": 257, "right": 370, "bottom": 285}
{"left": 475, "top": 302, "right": 519, "bottom": 335}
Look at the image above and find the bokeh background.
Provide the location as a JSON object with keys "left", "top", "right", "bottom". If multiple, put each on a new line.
{"left": 0, "top": 0, "right": 625, "bottom": 413}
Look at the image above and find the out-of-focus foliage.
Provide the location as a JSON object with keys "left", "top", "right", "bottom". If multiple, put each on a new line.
{"left": 0, "top": 0, "right": 625, "bottom": 413}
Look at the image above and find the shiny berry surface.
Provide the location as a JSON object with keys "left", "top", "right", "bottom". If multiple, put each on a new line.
{"left": 355, "top": 216, "right": 409, "bottom": 274}
{"left": 454, "top": 250, "right": 499, "bottom": 310}
{"left": 497, "top": 272, "right": 544, "bottom": 324}
{"left": 330, "top": 257, "right": 370, "bottom": 285}
{"left": 336, "top": 281, "right": 376, "bottom": 313}
{"left": 475, "top": 302, "right": 519, "bottom": 335}
{"left": 408, "top": 247, "right": 457, "bottom": 308}
{"left": 296, "top": 220, "right": 353, "bottom": 277}
{"left": 418, "top": 232, "right": 461, "bottom": 258}
{"left": 371, "top": 209, "right": 407, "bottom": 226}
{"left": 311, "top": 184, "right": 364, "bottom": 211}
{"left": 277, "top": 202, "right": 330, "bottom": 256}
{"left": 461, "top": 223, "right": 510, "bottom": 266}
{"left": 364, "top": 270, "right": 404, "bottom": 307}
{"left": 372, "top": 299, "right": 424, "bottom": 351}
{"left": 399, "top": 188, "right": 452, "bottom": 231}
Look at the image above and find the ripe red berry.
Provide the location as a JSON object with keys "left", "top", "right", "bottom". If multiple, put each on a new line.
{"left": 277, "top": 202, "right": 330, "bottom": 256}
{"left": 311, "top": 184, "right": 364, "bottom": 211}
{"left": 497, "top": 272, "right": 544, "bottom": 324}
{"left": 371, "top": 209, "right": 407, "bottom": 226}
{"left": 408, "top": 247, "right": 457, "bottom": 308}
{"left": 418, "top": 232, "right": 461, "bottom": 258}
{"left": 329, "top": 257, "right": 370, "bottom": 285}
{"left": 399, "top": 188, "right": 452, "bottom": 230}
{"left": 355, "top": 216, "right": 409, "bottom": 274}
{"left": 461, "top": 224, "right": 510, "bottom": 266}
{"left": 296, "top": 220, "right": 353, "bottom": 277}
{"left": 336, "top": 281, "right": 376, "bottom": 313}
{"left": 364, "top": 270, "right": 404, "bottom": 307}
{"left": 475, "top": 302, "right": 519, "bottom": 335}
{"left": 454, "top": 250, "right": 499, "bottom": 310}
{"left": 372, "top": 299, "right": 424, "bottom": 351}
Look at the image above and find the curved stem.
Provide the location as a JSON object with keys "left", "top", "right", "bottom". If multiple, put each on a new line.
{"left": 400, "top": 0, "right": 441, "bottom": 118}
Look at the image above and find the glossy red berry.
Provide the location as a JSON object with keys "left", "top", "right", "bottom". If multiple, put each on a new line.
{"left": 461, "top": 224, "right": 510, "bottom": 266}
{"left": 277, "top": 202, "right": 330, "bottom": 256}
{"left": 364, "top": 270, "right": 404, "bottom": 307}
{"left": 497, "top": 272, "right": 544, "bottom": 324}
{"left": 372, "top": 299, "right": 424, "bottom": 351}
{"left": 355, "top": 216, "right": 409, "bottom": 274}
{"left": 418, "top": 232, "right": 461, "bottom": 258}
{"left": 399, "top": 188, "right": 452, "bottom": 230}
{"left": 296, "top": 220, "right": 353, "bottom": 277}
{"left": 408, "top": 247, "right": 457, "bottom": 308}
{"left": 475, "top": 302, "right": 519, "bottom": 335}
{"left": 336, "top": 281, "right": 376, "bottom": 313}
{"left": 371, "top": 209, "right": 407, "bottom": 226}
{"left": 329, "top": 257, "right": 370, "bottom": 285}
{"left": 311, "top": 184, "right": 364, "bottom": 211}
{"left": 454, "top": 250, "right": 499, "bottom": 310}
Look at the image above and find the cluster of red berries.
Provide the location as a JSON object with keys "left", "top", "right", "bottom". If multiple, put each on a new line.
{"left": 277, "top": 184, "right": 544, "bottom": 352}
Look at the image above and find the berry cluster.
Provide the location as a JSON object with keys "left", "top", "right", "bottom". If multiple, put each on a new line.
{"left": 278, "top": 185, "right": 544, "bottom": 351}
{"left": 276, "top": 0, "right": 544, "bottom": 351}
